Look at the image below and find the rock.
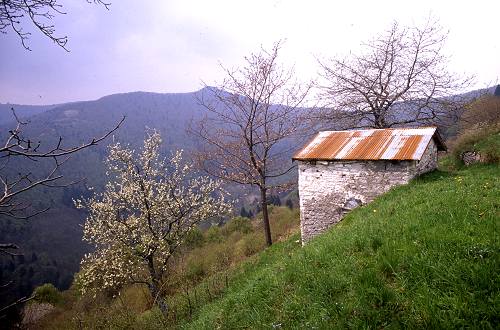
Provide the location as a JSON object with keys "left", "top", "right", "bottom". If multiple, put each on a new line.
{"left": 461, "top": 151, "right": 482, "bottom": 166}
{"left": 342, "top": 197, "right": 363, "bottom": 211}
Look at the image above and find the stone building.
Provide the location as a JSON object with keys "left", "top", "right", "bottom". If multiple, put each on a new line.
{"left": 293, "top": 127, "right": 446, "bottom": 243}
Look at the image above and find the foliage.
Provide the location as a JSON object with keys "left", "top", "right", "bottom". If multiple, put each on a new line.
{"left": 0, "top": 89, "right": 230, "bottom": 310}
{"left": 75, "top": 130, "right": 231, "bottom": 314}
{"left": 205, "top": 226, "right": 223, "bottom": 243}
{"left": 33, "top": 206, "right": 300, "bottom": 329}
{"left": 451, "top": 125, "right": 500, "bottom": 165}
{"left": 183, "top": 165, "right": 499, "bottom": 329}
{"left": 135, "top": 307, "right": 166, "bottom": 330}
{"left": 445, "top": 102, "right": 500, "bottom": 169}
{"left": 183, "top": 227, "right": 205, "bottom": 249}
{"left": 33, "top": 283, "right": 62, "bottom": 305}
{"left": 221, "top": 216, "right": 253, "bottom": 235}
{"left": 459, "top": 94, "right": 500, "bottom": 132}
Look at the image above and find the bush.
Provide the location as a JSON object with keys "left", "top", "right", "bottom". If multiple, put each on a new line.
{"left": 33, "top": 283, "right": 62, "bottom": 305}
{"left": 458, "top": 95, "right": 500, "bottom": 133}
{"left": 235, "top": 233, "right": 265, "bottom": 257}
{"left": 184, "top": 227, "right": 205, "bottom": 248}
{"left": 135, "top": 307, "right": 166, "bottom": 329}
{"left": 222, "top": 216, "right": 253, "bottom": 236}
{"left": 205, "top": 226, "right": 223, "bottom": 243}
{"left": 185, "top": 257, "right": 206, "bottom": 282}
{"left": 450, "top": 123, "right": 500, "bottom": 167}
{"left": 203, "top": 244, "right": 233, "bottom": 272}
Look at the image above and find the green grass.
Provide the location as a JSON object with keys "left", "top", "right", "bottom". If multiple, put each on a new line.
{"left": 182, "top": 165, "right": 500, "bottom": 329}
{"left": 445, "top": 124, "right": 500, "bottom": 170}
{"left": 36, "top": 207, "right": 300, "bottom": 329}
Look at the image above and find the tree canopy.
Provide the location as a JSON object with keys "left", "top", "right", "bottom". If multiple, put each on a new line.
{"left": 76, "top": 130, "right": 231, "bottom": 315}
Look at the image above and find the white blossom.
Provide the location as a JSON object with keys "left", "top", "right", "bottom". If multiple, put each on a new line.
{"left": 77, "top": 130, "right": 231, "bottom": 309}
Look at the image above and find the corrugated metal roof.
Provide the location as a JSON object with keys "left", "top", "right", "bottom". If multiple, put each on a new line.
{"left": 293, "top": 127, "right": 446, "bottom": 161}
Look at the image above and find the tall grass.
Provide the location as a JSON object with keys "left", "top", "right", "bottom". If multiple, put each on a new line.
{"left": 36, "top": 206, "right": 300, "bottom": 329}
{"left": 183, "top": 165, "right": 499, "bottom": 329}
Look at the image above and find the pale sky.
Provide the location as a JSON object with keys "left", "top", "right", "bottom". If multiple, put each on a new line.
{"left": 0, "top": 0, "right": 498, "bottom": 105}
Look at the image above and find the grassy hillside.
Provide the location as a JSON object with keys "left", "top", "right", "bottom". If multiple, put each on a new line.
{"left": 181, "top": 165, "right": 499, "bottom": 329}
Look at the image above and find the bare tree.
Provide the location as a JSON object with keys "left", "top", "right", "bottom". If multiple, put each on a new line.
{"left": 0, "top": 109, "right": 124, "bottom": 255}
{"left": 317, "top": 18, "right": 472, "bottom": 129}
{"left": 0, "top": 0, "right": 110, "bottom": 50}
{"left": 193, "top": 42, "right": 310, "bottom": 246}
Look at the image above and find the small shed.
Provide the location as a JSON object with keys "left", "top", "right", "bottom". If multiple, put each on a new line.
{"left": 292, "top": 127, "right": 446, "bottom": 243}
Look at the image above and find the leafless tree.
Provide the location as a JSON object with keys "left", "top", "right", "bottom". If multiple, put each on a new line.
{"left": 0, "top": 0, "right": 110, "bottom": 51}
{"left": 0, "top": 109, "right": 124, "bottom": 256}
{"left": 317, "top": 18, "right": 472, "bottom": 129}
{"left": 192, "top": 42, "right": 311, "bottom": 246}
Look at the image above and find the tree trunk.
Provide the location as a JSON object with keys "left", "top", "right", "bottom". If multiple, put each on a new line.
{"left": 260, "top": 186, "right": 272, "bottom": 246}
{"left": 148, "top": 281, "right": 168, "bottom": 316}
{"left": 373, "top": 109, "right": 387, "bottom": 128}
{"left": 146, "top": 255, "right": 168, "bottom": 316}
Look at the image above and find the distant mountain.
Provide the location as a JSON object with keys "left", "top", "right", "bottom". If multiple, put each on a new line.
{"left": 0, "top": 85, "right": 494, "bottom": 308}
{"left": 0, "top": 88, "right": 224, "bottom": 306}
{"left": 0, "top": 103, "right": 58, "bottom": 125}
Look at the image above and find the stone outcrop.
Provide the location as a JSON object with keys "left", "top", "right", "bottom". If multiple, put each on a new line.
{"left": 461, "top": 151, "right": 483, "bottom": 166}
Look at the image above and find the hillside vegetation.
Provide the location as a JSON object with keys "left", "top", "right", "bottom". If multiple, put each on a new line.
{"left": 35, "top": 162, "right": 499, "bottom": 329}
{"left": 182, "top": 164, "right": 499, "bottom": 329}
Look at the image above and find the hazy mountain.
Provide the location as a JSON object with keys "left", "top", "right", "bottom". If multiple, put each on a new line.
{"left": 0, "top": 85, "right": 494, "bottom": 307}
{"left": 0, "top": 88, "right": 222, "bottom": 305}
{"left": 0, "top": 103, "right": 58, "bottom": 126}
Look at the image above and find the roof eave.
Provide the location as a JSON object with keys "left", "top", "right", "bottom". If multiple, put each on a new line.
{"left": 432, "top": 130, "right": 447, "bottom": 151}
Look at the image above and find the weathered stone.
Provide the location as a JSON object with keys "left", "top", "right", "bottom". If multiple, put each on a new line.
{"left": 298, "top": 140, "right": 438, "bottom": 244}
{"left": 461, "top": 151, "right": 482, "bottom": 166}
{"left": 342, "top": 197, "right": 363, "bottom": 211}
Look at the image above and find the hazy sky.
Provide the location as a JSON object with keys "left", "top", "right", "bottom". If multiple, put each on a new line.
{"left": 1, "top": 0, "right": 498, "bottom": 105}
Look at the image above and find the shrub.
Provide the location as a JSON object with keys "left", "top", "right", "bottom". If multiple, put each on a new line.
{"left": 135, "top": 307, "right": 166, "bottom": 329}
{"left": 222, "top": 216, "right": 253, "bottom": 236}
{"left": 458, "top": 95, "right": 500, "bottom": 133}
{"left": 205, "top": 226, "right": 223, "bottom": 243}
{"left": 204, "top": 244, "right": 233, "bottom": 272}
{"left": 184, "top": 227, "right": 205, "bottom": 248}
{"left": 185, "top": 257, "right": 206, "bottom": 282}
{"left": 235, "top": 233, "right": 265, "bottom": 258}
{"left": 450, "top": 123, "right": 500, "bottom": 166}
{"left": 33, "top": 283, "right": 62, "bottom": 305}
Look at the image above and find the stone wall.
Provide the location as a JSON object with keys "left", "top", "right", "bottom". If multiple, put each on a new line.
{"left": 298, "top": 140, "right": 437, "bottom": 243}
{"left": 414, "top": 139, "right": 438, "bottom": 176}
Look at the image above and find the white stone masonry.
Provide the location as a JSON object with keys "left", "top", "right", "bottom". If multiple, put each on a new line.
{"left": 298, "top": 140, "right": 437, "bottom": 243}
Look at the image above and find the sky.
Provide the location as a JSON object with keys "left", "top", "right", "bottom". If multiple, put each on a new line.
{"left": 0, "top": 0, "right": 499, "bottom": 105}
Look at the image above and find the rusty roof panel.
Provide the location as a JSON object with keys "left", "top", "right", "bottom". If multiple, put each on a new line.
{"left": 292, "top": 127, "right": 444, "bottom": 161}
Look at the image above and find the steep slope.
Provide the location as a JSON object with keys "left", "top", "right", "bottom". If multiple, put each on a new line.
{"left": 182, "top": 165, "right": 499, "bottom": 329}
{"left": 0, "top": 89, "right": 217, "bottom": 305}
{"left": 0, "top": 103, "right": 58, "bottom": 125}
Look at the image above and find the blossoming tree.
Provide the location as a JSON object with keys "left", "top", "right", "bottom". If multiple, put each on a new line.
{"left": 76, "top": 131, "right": 230, "bottom": 315}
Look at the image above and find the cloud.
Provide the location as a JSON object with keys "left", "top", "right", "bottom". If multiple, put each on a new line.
{"left": 0, "top": 0, "right": 498, "bottom": 104}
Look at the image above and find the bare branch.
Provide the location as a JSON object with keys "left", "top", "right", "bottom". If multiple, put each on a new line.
{"left": 0, "top": 0, "right": 111, "bottom": 51}
{"left": 317, "top": 18, "right": 473, "bottom": 130}
{"left": 0, "top": 112, "right": 124, "bottom": 218}
{"left": 191, "top": 41, "right": 311, "bottom": 246}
